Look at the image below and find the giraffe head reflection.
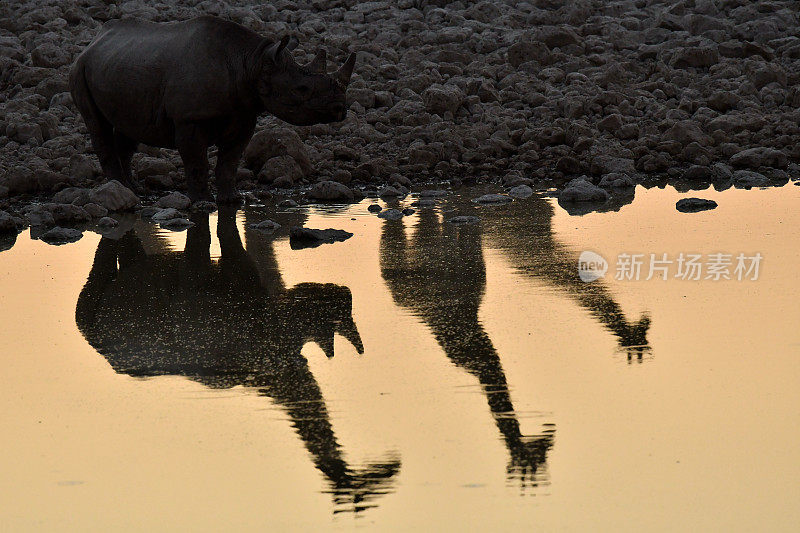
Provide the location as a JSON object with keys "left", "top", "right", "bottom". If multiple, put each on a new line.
{"left": 75, "top": 208, "right": 399, "bottom": 514}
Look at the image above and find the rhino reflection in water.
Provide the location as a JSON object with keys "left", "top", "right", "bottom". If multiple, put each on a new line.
{"left": 75, "top": 209, "right": 399, "bottom": 514}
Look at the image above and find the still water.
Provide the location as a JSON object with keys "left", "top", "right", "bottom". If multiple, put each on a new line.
{"left": 1, "top": 185, "right": 798, "bottom": 531}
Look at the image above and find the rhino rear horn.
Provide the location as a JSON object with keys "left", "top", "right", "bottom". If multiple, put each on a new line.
{"left": 308, "top": 49, "right": 327, "bottom": 73}
{"left": 335, "top": 52, "right": 357, "bottom": 86}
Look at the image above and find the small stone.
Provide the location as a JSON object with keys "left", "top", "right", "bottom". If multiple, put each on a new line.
{"left": 89, "top": 180, "right": 139, "bottom": 211}
{"left": 310, "top": 180, "right": 354, "bottom": 202}
{"left": 378, "top": 186, "right": 403, "bottom": 197}
{"left": 82, "top": 203, "right": 108, "bottom": 218}
{"left": 676, "top": 198, "right": 718, "bottom": 213}
{"left": 419, "top": 190, "right": 449, "bottom": 198}
{"left": 402, "top": 208, "right": 415, "bottom": 216}
{"left": 367, "top": 204, "right": 382, "bottom": 213}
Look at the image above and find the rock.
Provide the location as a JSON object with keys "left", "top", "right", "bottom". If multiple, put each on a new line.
{"left": 730, "top": 148, "right": 788, "bottom": 169}
{"left": 191, "top": 200, "right": 218, "bottom": 213}
{"left": 51, "top": 203, "right": 91, "bottom": 225}
{"left": 96, "top": 217, "right": 118, "bottom": 228}
{"left": 419, "top": 190, "right": 449, "bottom": 198}
{"left": 676, "top": 198, "right": 718, "bottom": 212}
{"left": 257, "top": 155, "right": 304, "bottom": 184}
{"left": 559, "top": 179, "right": 610, "bottom": 203}
{"left": 289, "top": 227, "right": 353, "bottom": 249}
{"left": 422, "top": 84, "right": 465, "bottom": 115}
{"left": 89, "top": 180, "right": 139, "bottom": 211}
{"left": 159, "top": 218, "right": 194, "bottom": 231}
{"left": 401, "top": 208, "right": 415, "bottom": 216}
{"left": 249, "top": 219, "right": 281, "bottom": 232}
{"left": 508, "top": 185, "right": 533, "bottom": 199}
{"left": 508, "top": 39, "right": 551, "bottom": 67}
{"left": 598, "top": 114, "right": 624, "bottom": 133}
{"left": 278, "top": 199, "right": 299, "bottom": 208}
{"left": 53, "top": 187, "right": 91, "bottom": 205}
{"left": 664, "top": 121, "right": 712, "bottom": 146}
{"left": 378, "top": 186, "right": 403, "bottom": 197}
{"left": 151, "top": 208, "right": 183, "bottom": 222}
{"left": 40, "top": 227, "right": 82, "bottom": 245}
{"left": 83, "top": 203, "right": 108, "bottom": 218}
{"left": 140, "top": 206, "right": 162, "bottom": 218}
{"left": 732, "top": 170, "right": 771, "bottom": 188}
{"left": 0, "top": 211, "right": 17, "bottom": 234}
{"left": 448, "top": 215, "right": 480, "bottom": 225}
{"left": 243, "top": 128, "right": 311, "bottom": 175}
{"left": 156, "top": 192, "right": 192, "bottom": 210}
{"left": 367, "top": 204, "right": 382, "bottom": 213}
{"left": 472, "top": 193, "right": 513, "bottom": 205}
{"left": 377, "top": 209, "right": 403, "bottom": 220}
{"left": 309, "top": 180, "right": 354, "bottom": 202}
{"left": 23, "top": 205, "right": 55, "bottom": 227}
{"left": 671, "top": 46, "right": 719, "bottom": 68}
{"left": 69, "top": 154, "right": 97, "bottom": 181}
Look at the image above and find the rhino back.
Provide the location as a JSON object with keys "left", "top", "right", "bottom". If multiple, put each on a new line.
{"left": 74, "top": 16, "right": 264, "bottom": 145}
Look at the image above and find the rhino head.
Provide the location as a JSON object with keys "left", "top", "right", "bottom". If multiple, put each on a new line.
{"left": 257, "top": 35, "right": 356, "bottom": 126}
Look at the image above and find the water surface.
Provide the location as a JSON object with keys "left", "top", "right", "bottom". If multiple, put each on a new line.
{"left": 1, "top": 185, "right": 798, "bottom": 531}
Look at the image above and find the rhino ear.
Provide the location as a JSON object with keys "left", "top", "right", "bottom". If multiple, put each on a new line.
{"left": 265, "top": 35, "right": 293, "bottom": 65}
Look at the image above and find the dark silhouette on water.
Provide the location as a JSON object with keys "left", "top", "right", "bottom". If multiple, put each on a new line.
{"left": 75, "top": 208, "right": 399, "bottom": 513}
{"left": 478, "top": 194, "right": 652, "bottom": 362}
{"left": 380, "top": 206, "right": 555, "bottom": 489}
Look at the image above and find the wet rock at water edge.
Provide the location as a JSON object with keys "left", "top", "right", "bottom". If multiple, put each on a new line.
{"left": 289, "top": 227, "right": 353, "bottom": 249}
{"left": 377, "top": 209, "right": 404, "bottom": 220}
{"left": 159, "top": 218, "right": 194, "bottom": 231}
{"left": 151, "top": 208, "right": 183, "bottom": 222}
{"left": 402, "top": 208, "right": 415, "bottom": 216}
{"left": 448, "top": 215, "right": 480, "bottom": 225}
{"left": 472, "top": 194, "right": 513, "bottom": 205}
{"left": 156, "top": 192, "right": 192, "bottom": 210}
{"left": 191, "top": 200, "right": 218, "bottom": 213}
{"left": 676, "top": 198, "right": 718, "bottom": 213}
{"left": 367, "top": 204, "right": 382, "bottom": 213}
{"left": 278, "top": 199, "right": 299, "bottom": 208}
{"left": 508, "top": 185, "right": 533, "bottom": 199}
{"left": 89, "top": 181, "right": 139, "bottom": 211}
{"left": 558, "top": 179, "right": 610, "bottom": 203}
{"left": 250, "top": 219, "right": 281, "bottom": 233}
{"left": 419, "top": 190, "right": 449, "bottom": 198}
{"left": 96, "top": 216, "right": 119, "bottom": 228}
{"left": 0, "top": 211, "right": 18, "bottom": 235}
{"left": 310, "top": 181, "right": 354, "bottom": 202}
{"left": 40, "top": 227, "right": 82, "bottom": 245}
{"left": 732, "top": 171, "right": 771, "bottom": 188}
{"left": 378, "top": 186, "right": 403, "bottom": 197}
{"left": 23, "top": 205, "right": 55, "bottom": 228}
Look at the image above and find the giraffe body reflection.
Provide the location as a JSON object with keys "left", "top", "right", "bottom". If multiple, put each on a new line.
{"left": 75, "top": 209, "right": 399, "bottom": 514}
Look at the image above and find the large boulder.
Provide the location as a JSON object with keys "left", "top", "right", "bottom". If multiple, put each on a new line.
{"left": 89, "top": 180, "right": 139, "bottom": 211}
{"left": 244, "top": 128, "right": 312, "bottom": 176}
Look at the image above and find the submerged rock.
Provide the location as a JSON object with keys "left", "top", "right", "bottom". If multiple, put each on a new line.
{"left": 508, "top": 185, "right": 533, "bottom": 199}
{"left": 676, "top": 198, "right": 718, "bottom": 213}
{"left": 151, "top": 208, "right": 183, "bottom": 222}
{"left": 310, "top": 181, "right": 354, "bottom": 202}
{"left": 289, "top": 226, "right": 353, "bottom": 249}
{"left": 367, "top": 204, "right": 382, "bottom": 213}
{"left": 159, "top": 218, "right": 194, "bottom": 231}
{"left": 448, "top": 215, "right": 480, "bottom": 225}
{"left": 472, "top": 193, "right": 512, "bottom": 205}
{"left": 96, "top": 216, "right": 119, "bottom": 228}
{"left": 377, "top": 208, "right": 403, "bottom": 220}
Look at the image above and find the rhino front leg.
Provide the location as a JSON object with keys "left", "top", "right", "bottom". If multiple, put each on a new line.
{"left": 215, "top": 121, "right": 255, "bottom": 204}
{"left": 175, "top": 123, "right": 212, "bottom": 203}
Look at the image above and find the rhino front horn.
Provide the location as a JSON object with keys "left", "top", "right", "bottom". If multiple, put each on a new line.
{"left": 308, "top": 49, "right": 327, "bottom": 73}
{"left": 335, "top": 52, "right": 357, "bottom": 86}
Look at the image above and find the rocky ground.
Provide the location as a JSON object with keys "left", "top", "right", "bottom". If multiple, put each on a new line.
{"left": 1, "top": 0, "right": 800, "bottom": 237}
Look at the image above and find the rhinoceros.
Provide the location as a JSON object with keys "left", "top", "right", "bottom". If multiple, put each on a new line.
{"left": 69, "top": 15, "right": 356, "bottom": 202}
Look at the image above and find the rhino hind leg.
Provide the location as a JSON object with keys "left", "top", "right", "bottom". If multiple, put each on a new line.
{"left": 214, "top": 122, "right": 254, "bottom": 204}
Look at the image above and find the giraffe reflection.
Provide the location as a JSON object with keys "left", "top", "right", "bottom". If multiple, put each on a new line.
{"left": 380, "top": 207, "right": 555, "bottom": 489}
{"left": 480, "top": 194, "right": 652, "bottom": 361}
{"left": 75, "top": 208, "right": 399, "bottom": 514}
